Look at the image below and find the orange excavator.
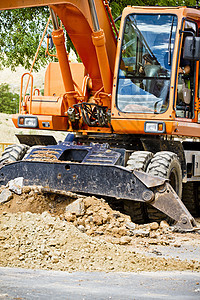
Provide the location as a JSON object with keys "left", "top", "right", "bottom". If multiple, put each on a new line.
{"left": 0, "top": 0, "right": 200, "bottom": 231}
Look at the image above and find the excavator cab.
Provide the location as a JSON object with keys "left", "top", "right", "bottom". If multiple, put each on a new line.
{"left": 112, "top": 6, "right": 200, "bottom": 138}
{"left": 117, "top": 13, "right": 175, "bottom": 114}
{"left": 176, "top": 21, "right": 198, "bottom": 119}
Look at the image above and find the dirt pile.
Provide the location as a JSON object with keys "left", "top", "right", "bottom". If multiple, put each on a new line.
{"left": 0, "top": 185, "right": 163, "bottom": 243}
{"left": 0, "top": 186, "right": 200, "bottom": 272}
{"left": 0, "top": 210, "right": 199, "bottom": 272}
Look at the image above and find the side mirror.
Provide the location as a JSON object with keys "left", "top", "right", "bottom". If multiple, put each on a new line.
{"left": 183, "top": 36, "right": 200, "bottom": 61}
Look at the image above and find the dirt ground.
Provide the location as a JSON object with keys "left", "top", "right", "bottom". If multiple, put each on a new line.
{"left": 0, "top": 113, "right": 200, "bottom": 273}
{"left": 0, "top": 185, "right": 200, "bottom": 272}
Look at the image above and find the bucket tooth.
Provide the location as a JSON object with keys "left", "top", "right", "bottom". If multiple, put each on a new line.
{"left": 150, "top": 182, "right": 197, "bottom": 231}
{"left": 133, "top": 170, "right": 197, "bottom": 231}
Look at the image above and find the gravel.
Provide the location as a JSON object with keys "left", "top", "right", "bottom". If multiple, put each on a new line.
{"left": 0, "top": 186, "right": 200, "bottom": 272}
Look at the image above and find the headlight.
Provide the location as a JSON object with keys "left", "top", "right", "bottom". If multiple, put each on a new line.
{"left": 18, "top": 116, "right": 38, "bottom": 128}
{"left": 144, "top": 121, "right": 165, "bottom": 133}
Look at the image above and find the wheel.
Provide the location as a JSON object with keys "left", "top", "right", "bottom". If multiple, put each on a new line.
{"left": 124, "top": 151, "right": 182, "bottom": 224}
{"left": 0, "top": 144, "right": 29, "bottom": 164}
{"left": 146, "top": 151, "right": 182, "bottom": 198}
{"left": 124, "top": 151, "right": 153, "bottom": 224}
{"left": 126, "top": 151, "right": 153, "bottom": 171}
{"left": 182, "top": 182, "right": 200, "bottom": 217}
{"left": 146, "top": 151, "right": 183, "bottom": 223}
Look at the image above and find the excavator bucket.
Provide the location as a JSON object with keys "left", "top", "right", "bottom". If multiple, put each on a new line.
{"left": 0, "top": 142, "right": 197, "bottom": 231}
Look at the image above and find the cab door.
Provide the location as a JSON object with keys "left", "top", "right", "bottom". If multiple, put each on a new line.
{"left": 175, "top": 20, "right": 197, "bottom": 120}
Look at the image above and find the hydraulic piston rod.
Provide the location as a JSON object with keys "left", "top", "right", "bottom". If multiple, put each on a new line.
{"left": 49, "top": 7, "right": 75, "bottom": 95}
{"left": 88, "top": 0, "right": 112, "bottom": 94}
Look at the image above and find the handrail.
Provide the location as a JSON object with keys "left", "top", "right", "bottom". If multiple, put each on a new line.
{"left": 103, "top": 0, "right": 119, "bottom": 38}
{"left": 20, "top": 73, "right": 34, "bottom": 114}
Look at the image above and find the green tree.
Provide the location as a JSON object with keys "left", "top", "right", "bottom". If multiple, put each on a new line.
{"left": 0, "top": 84, "right": 19, "bottom": 113}
{"left": 110, "top": 0, "right": 196, "bottom": 18}
{"left": 0, "top": 7, "right": 51, "bottom": 71}
{"left": 0, "top": 1, "right": 197, "bottom": 71}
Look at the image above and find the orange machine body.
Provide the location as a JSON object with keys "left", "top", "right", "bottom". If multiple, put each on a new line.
{"left": 1, "top": 2, "right": 200, "bottom": 138}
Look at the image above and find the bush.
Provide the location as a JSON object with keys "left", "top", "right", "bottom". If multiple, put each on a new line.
{"left": 0, "top": 83, "right": 19, "bottom": 114}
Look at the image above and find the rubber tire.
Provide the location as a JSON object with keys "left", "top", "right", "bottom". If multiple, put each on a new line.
{"left": 124, "top": 151, "right": 153, "bottom": 224}
{"left": 145, "top": 151, "right": 183, "bottom": 223}
{"left": 124, "top": 151, "right": 182, "bottom": 224}
{"left": 147, "top": 151, "right": 182, "bottom": 198}
{"left": 182, "top": 182, "right": 200, "bottom": 217}
{"left": 126, "top": 151, "right": 153, "bottom": 171}
{"left": 0, "top": 144, "right": 29, "bottom": 164}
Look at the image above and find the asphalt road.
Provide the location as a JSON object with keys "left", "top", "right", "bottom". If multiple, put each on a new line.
{"left": 0, "top": 267, "right": 200, "bottom": 299}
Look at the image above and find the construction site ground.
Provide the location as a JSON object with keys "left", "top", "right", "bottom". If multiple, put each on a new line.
{"left": 0, "top": 113, "right": 200, "bottom": 275}
{"left": 1, "top": 268, "right": 200, "bottom": 299}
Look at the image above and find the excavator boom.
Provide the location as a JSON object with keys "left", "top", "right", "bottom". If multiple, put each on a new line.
{"left": 0, "top": 0, "right": 116, "bottom": 92}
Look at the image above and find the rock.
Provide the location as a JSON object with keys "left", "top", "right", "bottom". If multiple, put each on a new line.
{"left": 19, "top": 256, "right": 25, "bottom": 261}
{"left": 88, "top": 216, "right": 93, "bottom": 222}
{"left": 8, "top": 177, "right": 23, "bottom": 195}
{"left": 112, "top": 227, "right": 120, "bottom": 236}
{"left": 148, "top": 239, "right": 159, "bottom": 245}
{"left": 125, "top": 222, "right": 136, "bottom": 231}
{"left": 99, "top": 211, "right": 109, "bottom": 223}
{"left": 23, "top": 186, "right": 32, "bottom": 194}
{"left": 173, "top": 243, "right": 181, "bottom": 248}
{"left": 85, "top": 225, "right": 91, "bottom": 230}
{"left": 94, "top": 230, "right": 104, "bottom": 235}
{"left": 84, "top": 196, "right": 95, "bottom": 208}
{"left": 160, "top": 220, "right": 169, "bottom": 229}
{"left": 41, "top": 211, "right": 50, "bottom": 219}
{"left": 0, "top": 189, "right": 13, "bottom": 204}
{"left": 118, "top": 217, "right": 124, "bottom": 223}
{"left": 65, "top": 199, "right": 85, "bottom": 216}
{"left": 150, "top": 232, "right": 158, "bottom": 239}
{"left": 86, "top": 208, "right": 93, "bottom": 216}
{"left": 113, "top": 213, "right": 121, "bottom": 219}
{"left": 64, "top": 211, "right": 76, "bottom": 222}
{"left": 87, "top": 229, "right": 95, "bottom": 235}
{"left": 93, "top": 206, "right": 100, "bottom": 213}
{"left": 152, "top": 250, "right": 162, "bottom": 256}
{"left": 77, "top": 219, "right": 85, "bottom": 226}
{"left": 33, "top": 186, "right": 43, "bottom": 194}
{"left": 133, "top": 229, "right": 150, "bottom": 237}
{"left": 119, "top": 236, "right": 132, "bottom": 245}
{"left": 125, "top": 215, "right": 132, "bottom": 222}
{"left": 77, "top": 225, "right": 86, "bottom": 233}
{"left": 111, "top": 238, "right": 120, "bottom": 244}
{"left": 51, "top": 256, "right": 59, "bottom": 263}
{"left": 93, "top": 215, "right": 103, "bottom": 225}
{"left": 118, "top": 227, "right": 127, "bottom": 236}
{"left": 149, "top": 222, "right": 159, "bottom": 230}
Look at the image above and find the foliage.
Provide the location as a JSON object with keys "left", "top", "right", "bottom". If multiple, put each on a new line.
{"left": 0, "top": 84, "right": 19, "bottom": 113}
{"left": 110, "top": 0, "right": 196, "bottom": 18}
{"left": 0, "top": 7, "right": 52, "bottom": 71}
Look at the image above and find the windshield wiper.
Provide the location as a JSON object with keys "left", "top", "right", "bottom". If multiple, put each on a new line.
{"left": 130, "top": 18, "right": 159, "bottom": 65}
{"left": 168, "top": 17, "right": 174, "bottom": 66}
